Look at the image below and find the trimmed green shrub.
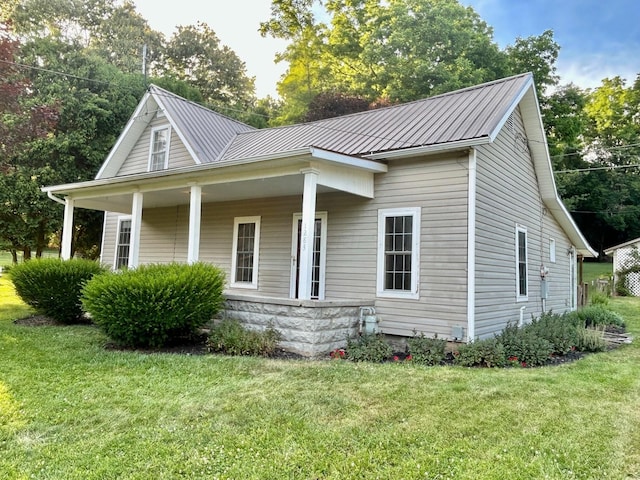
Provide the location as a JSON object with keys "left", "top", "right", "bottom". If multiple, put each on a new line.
{"left": 81, "top": 262, "right": 225, "bottom": 348}
{"left": 407, "top": 332, "right": 447, "bottom": 366}
{"left": 10, "top": 258, "right": 105, "bottom": 323}
{"left": 578, "top": 305, "right": 625, "bottom": 329}
{"left": 346, "top": 333, "right": 393, "bottom": 362}
{"left": 207, "top": 319, "right": 281, "bottom": 357}
{"left": 454, "top": 338, "right": 505, "bottom": 368}
{"left": 575, "top": 327, "right": 607, "bottom": 352}
{"left": 496, "top": 323, "right": 554, "bottom": 367}
{"left": 526, "top": 312, "right": 579, "bottom": 355}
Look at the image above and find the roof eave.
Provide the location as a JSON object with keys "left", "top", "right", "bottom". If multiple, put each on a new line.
{"left": 364, "top": 137, "right": 492, "bottom": 160}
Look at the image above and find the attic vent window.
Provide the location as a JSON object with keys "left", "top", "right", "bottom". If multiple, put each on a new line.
{"left": 148, "top": 125, "right": 171, "bottom": 171}
{"left": 506, "top": 114, "right": 514, "bottom": 133}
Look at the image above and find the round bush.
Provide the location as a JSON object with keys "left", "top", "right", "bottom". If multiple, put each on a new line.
{"left": 10, "top": 258, "right": 105, "bottom": 323}
{"left": 81, "top": 262, "right": 225, "bottom": 348}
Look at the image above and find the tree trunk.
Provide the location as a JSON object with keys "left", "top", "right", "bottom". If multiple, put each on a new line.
{"left": 10, "top": 249, "right": 17, "bottom": 264}
{"left": 23, "top": 246, "right": 31, "bottom": 261}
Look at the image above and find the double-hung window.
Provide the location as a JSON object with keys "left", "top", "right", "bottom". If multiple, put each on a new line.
{"left": 231, "top": 216, "right": 261, "bottom": 288}
{"left": 516, "top": 225, "right": 528, "bottom": 300}
{"left": 148, "top": 125, "right": 170, "bottom": 171}
{"left": 114, "top": 216, "right": 132, "bottom": 269}
{"left": 376, "top": 207, "right": 421, "bottom": 299}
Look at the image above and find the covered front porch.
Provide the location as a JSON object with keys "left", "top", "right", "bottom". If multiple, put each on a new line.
{"left": 43, "top": 147, "right": 386, "bottom": 355}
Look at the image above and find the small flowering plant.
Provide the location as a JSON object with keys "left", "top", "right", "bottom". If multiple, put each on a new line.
{"left": 508, "top": 356, "right": 527, "bottom": 368}
{"left": 329, "top": 348, "right": 346, "bottom": 360}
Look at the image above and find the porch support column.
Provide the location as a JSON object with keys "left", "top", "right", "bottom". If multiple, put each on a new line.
{"left": 298, "top": 168, "right": 319, "bottom": 300}
{"left": 60, "top": 197, "right": 74, "bottom": 260}
{"left": 187, "top": 184, "right": 202, "bottom": 264}
{"left": 128, "top": 191, "right": 143, "bottom": 269}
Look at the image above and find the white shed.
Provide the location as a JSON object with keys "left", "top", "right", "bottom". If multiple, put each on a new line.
{"left": 605, "top": 238, "right": 640, "bottom": 296}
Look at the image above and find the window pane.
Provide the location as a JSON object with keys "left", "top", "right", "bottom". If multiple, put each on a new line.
{"left": 115, "top": 220, "right": 132, "bottom": 269}
{"left": 150, "top": 129, "right": 168, "bottom": 171}
{"left": 383, "top": 215, "right": 413, "bottom": 291}
{"left": 517, "top": 230, "right": 527, "bottom": 296}
{"left": 235, "top": 222, "right": 256, "bottom": 283}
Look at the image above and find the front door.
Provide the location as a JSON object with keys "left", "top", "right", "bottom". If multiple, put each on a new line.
{"left": 290, "top": 212, "right": 327, "bottom": 300}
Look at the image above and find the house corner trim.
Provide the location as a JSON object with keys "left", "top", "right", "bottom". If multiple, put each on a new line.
{"left": 467, "top": 149, "right": 477, "bottom": 342}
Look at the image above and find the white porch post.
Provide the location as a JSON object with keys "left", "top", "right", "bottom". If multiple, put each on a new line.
{"left": 60, "top": 198, "right": 74, "bottom": 260}
{"left": 298, "top": 168, "right": 319, "bottom": 300}
{"left": 128, "top": 191, "right": 143, "bottom": 268}
{"left": 187, "top": 185, "right": 202, "bottom": 264}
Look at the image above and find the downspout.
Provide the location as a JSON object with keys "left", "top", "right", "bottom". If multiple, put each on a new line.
{"left": 467, "top": 148, "right": 477, "bottom": 342}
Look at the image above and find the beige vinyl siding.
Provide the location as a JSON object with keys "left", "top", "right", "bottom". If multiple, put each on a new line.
{"left": 115, "top": 116, "right": 195, "bottom": 177}
{"left": 99, "top": 154, "right": 469, "bottom": 339}
{"left": 320, "top": 155, "right": 470, "bottom": 338}
{"left": 474, "top": 107, "right": 574, "bottom": 338}
{"left": 100, "top": 211, "right": 120, "bottom": 267}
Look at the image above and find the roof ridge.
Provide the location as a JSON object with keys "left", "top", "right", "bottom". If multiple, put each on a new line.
{"left": 232, "top": 72, "right": 533, "bottom": 137}
{"left": 148, "top": 84, "right": 256, "bottom": 131}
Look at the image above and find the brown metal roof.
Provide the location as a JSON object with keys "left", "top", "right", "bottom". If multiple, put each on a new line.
{"left": 217, "top": 73, "right": 531, "bottom": 162}
{"left": 150, "top": 85, "right": 255, "bottom": 163}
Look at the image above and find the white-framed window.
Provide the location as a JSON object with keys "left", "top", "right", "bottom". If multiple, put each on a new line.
{"left": 516, "top": 225, "right": 528, "bottom": 301}
{"left": 148, "top": 125, "right": 171, "bottom": 171}
{"left": 290, "top": 212, "right": 327, "bottom": 300}
{"left": 114, "top": 216, "right": 132, "bottom": 269}
{"left": 549, "top": 238, "right": 556, "bottom": 263}
{"left": 376, "top": 207, "right": 421, "bottom": 299}
{"left": 231, "top": 216, "right": 261, "bottom": 288}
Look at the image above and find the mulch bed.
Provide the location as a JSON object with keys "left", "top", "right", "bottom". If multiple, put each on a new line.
{"left": 13, "top": 314, "right": 632, "bottom": 364}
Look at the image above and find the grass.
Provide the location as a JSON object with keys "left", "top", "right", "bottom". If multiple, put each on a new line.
{"left": 583, "top": 261, "right": 613, "bottom": 284}
{"left": 0, "top": 249, "right": 59, "bottom": 268}
{"left": 1, "top": 278, "right": 639, "bottom": 479}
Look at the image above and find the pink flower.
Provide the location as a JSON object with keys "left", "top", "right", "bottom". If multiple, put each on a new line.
{"left": 393, "top": 355, "right": 399, "bottom": 362}
{"left": 521, "top": 362, "right": 527, "bottom": 368}
{"left": 508, "top": 356, "right": 518, "bottom": 362}
{"left": 406, "top": 355, "right": 413, "bottom": 361}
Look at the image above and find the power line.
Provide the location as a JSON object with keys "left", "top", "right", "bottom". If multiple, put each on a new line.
{"left": 554, "top": 163, "right": 640, "bottom": 174}
{"left": 0, "top": 58, "right": 113, "bottom": 86}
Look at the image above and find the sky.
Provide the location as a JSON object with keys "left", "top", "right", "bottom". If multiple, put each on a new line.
{"left": 133, "top": 0, "right": 640, "bottom": 98}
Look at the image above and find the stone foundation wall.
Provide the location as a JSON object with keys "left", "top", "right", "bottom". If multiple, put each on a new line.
{"left": 219, "top": 294, "right": 375, "bottom": 357}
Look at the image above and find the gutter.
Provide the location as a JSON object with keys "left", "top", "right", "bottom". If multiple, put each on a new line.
{"left": 47, "top": 190, "right": 66, "bottom": 205}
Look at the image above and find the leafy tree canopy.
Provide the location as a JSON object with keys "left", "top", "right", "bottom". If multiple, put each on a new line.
{"left": 261, "top": 0, "right": 560, "bottom": 123}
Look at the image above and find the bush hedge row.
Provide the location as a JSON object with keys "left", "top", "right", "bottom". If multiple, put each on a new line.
{"left": 10, "top": 258, "right": 105, "bottom": 323}
{"left": 81, "top": 262, "right": 225, "bottom": 348}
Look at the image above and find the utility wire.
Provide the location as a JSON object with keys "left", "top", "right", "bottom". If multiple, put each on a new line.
{"left": 554, "top": 163, "right": 640, "bottom": 174}
{"left": 3, "top": 57, "right": 640, "bottom": 158}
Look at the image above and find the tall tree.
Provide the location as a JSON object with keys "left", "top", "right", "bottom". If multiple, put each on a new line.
{"left": 505, "top": 29, "right": 560, "bottom": 98}
{"left": 261, "top": 0, "right": 563, "bottom": 122}
{"left": 161, "top": 22, "right": 256, "bottom": 113}
{"left": 0, "top": 23, "right": 59, "bottom": 260}
{"left": 554, "top": 76, "right": 640, "bottom": 255}
{"left": 3, "top": 0, "right": 163, "bottom": 75}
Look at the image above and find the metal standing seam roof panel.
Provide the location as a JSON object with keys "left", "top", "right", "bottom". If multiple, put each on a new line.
{"left": 218, "top": 73, "right": 532, "bottom": 162}
{"left": 149, "top": 85, "right": 255, "bottom": 163}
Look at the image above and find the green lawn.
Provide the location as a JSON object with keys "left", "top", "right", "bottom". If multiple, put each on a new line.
{"left": 1, "top": 279, "right": 638, "bottom": 479}
{"left": 583, "top": 261, "right": 613, "bottom": 284}
{"left": 0, "top": 249, "right": 59, "bottom": 268}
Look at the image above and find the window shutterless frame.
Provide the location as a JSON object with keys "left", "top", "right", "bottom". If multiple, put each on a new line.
{"left": 230, "top": 216, "right": 261, "bottom": 289}
{"left": 114, "top": 216, "right": 132, "bottom": 269}
{"left": 148, "top": 125, "right": 171, "bottom": 172}
{"left": 376, "top": 207, "right": 421, "bottom": 299}
{"left": 516, "top": 225, "right": 528, "bottom": 301}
